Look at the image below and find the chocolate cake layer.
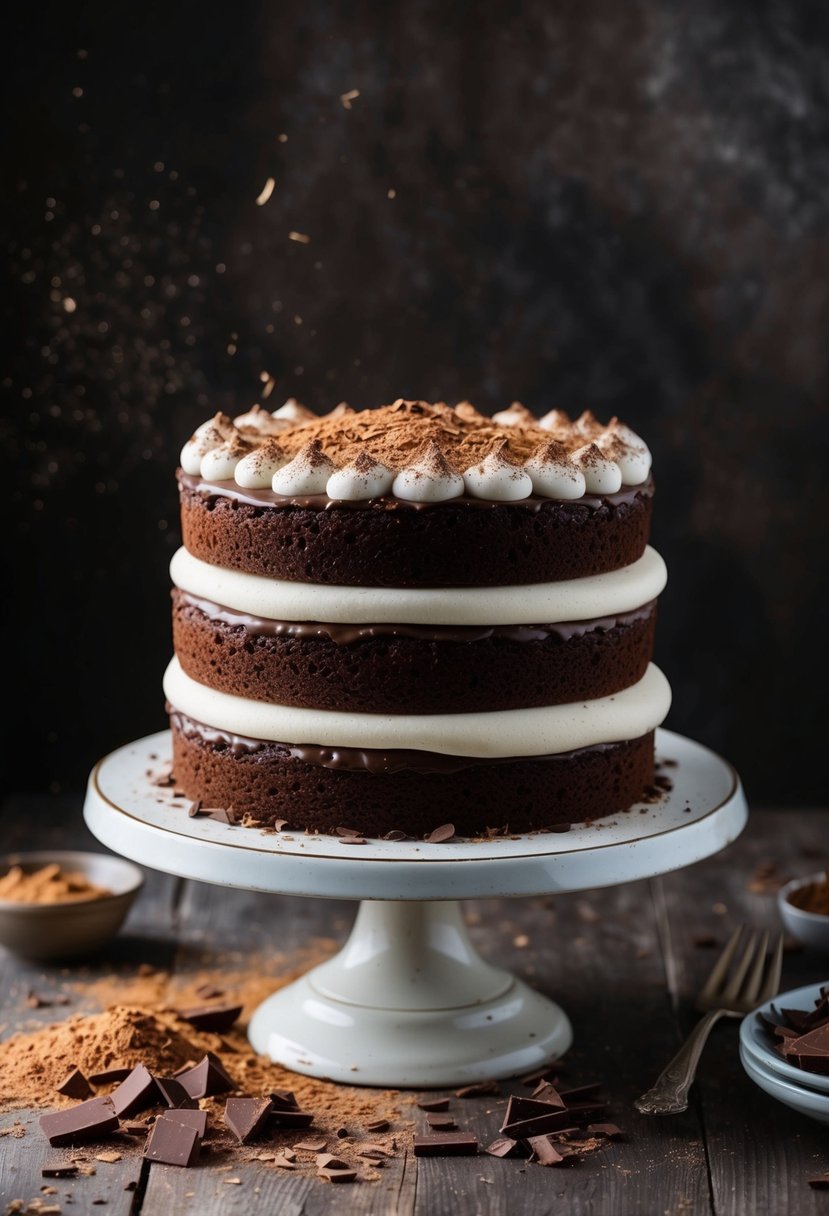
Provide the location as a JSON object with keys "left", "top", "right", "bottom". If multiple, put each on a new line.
{"left": 172, "top": 590, "right": 656, "bottom": 714}
{"left": 178, "top": 475, "right": 653, "bottom": 588}
{"left": 170, "top": 712, "right": 655, "bottom": 835}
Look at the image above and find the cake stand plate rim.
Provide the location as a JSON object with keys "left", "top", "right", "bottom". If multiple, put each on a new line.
{"left": 82, "top": 728, "right": 748, "bottom": 899}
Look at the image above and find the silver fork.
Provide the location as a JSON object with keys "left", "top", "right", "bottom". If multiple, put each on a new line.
{"left": 635, "top": 924, "right": 784, "bottom": 1115}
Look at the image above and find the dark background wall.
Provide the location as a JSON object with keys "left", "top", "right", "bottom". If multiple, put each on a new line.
{"left": 4, "top": 1, "right": 828, "bottom": 804}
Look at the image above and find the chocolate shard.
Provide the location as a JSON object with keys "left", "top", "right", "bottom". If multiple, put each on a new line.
{"left": 780, "top": 1007, "right": 812, "bottom": 1031}
{"left": 294, "top": 1137, "right": 328, "bottom": 1153}
{"left": 204, "top": 806, "right": 237, "bottom": 825}
{"left": 500, "top": 1095, "right": 569, "bottom": 1132}
{"left": 521, "top": 1067, "right": 561, "bottom": 1088}
{"left": 786, "top": 1023, "right": 829, "bottom": 1074}
{"left": 318, "top": 1164, "right": 358, "bottom": 1183}
{"left": 155, "top": 1076, "right": 199, "bottom": 1110}
{"left": 269, "top": 1088, "right": 299, "bottom": 1111}
{"left": 455, "top": 1080, "right": 500, "bottom": 1098}
{"left": 355, "top": 1144, "right": 392, "bottom": 1158}
{"left": 426, "top": 1113, "right": 456, "bottom": 1129}
{"left": 809, "top": 1173, "right": 829, "bottom": 1189}
{"left": 57, "top": 1067, "right": 93, "bottom": 1101}
{"left": 268, "top": 1108, "right": 316, "bottom": 1128}
{"left": 558, "top": 1082, "right": 603, "bottom": 1103}
{"left": 166, "top": 1108, "right": 208, "bottom": 1139}
{"left": 143, "top": 1114, "right": 200, "bottom": 1167}
{"left": 42, "top": 1164, "right": 79, "bottom": 1178}
{"left": 365, "top": 1117, "right": 389, "bottom": 1133}
{"left": 175, "top": 1002, "right": 242, "bottom": 1033}
{"left": 195, "top": 983, "right": 225, "bottom": 999}
{"left": 485, "top": 1137, "right": 523, "bottom": 1158}
{"left": 530, "top": 1081, "right": 566, "bottom": 1108}
{"left": 88, "top": 1067, "right": 132, "bottom": 1086}
{"left": 413, "top": 1132, "right": 478, "bottom": 1157}
{"left": 224, "top": 1097, "right": 273, "bottom": 1145}
{"left": 527, "top": 1134, "right": 566, "bottom": 1166}
{"left": 110, "top": 1065, "right": 160, "bottom": 1118}
{"left": 425, "top": 823, "right": 456, "bottom": 843}
{"left": 39, "top": 1097, "right": 120, "bottom": 1146}
{"left": 501, "top": 1100, "right": 603, "bottom": 1139}
{"left": 587, "top": 1123, "right": 623, "bottom": 1139}
{"left": 416, "top": 1097, "right": 451, "bottom": 1112}
{"left": 176, "top": 1052, "right": 234, "bottom": 1099}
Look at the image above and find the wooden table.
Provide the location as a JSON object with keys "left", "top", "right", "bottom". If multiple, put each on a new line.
{"left": 1, "top": 799, "right": 827, "bottom": 1215}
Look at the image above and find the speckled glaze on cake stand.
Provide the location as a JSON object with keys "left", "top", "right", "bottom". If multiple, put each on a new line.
{"left": 83, "top": 728, "right": 747, "bottom": 1087}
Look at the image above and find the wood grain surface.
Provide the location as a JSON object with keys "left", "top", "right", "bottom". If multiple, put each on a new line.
{"left": 0, "top": 799, "right": 826, "bottom": 1214}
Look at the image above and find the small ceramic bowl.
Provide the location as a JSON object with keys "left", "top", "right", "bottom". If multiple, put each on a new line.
{"left": 778, "top": 872, "right": 829, "bottom": 953}
{"left": 741, "top": 981, "right": 829, "bottom": 1096}
{"left": 0, "top": 851, "right": 144, "bottom": 961}
{"left": 740, "top": 1042, "right": 829, "bottom": 1126}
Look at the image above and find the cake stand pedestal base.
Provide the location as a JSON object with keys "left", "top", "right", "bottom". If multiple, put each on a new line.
{"left": 247, "top": 899, "right": 572, "bottom": 1087}
{"left": 83, "top": 728, "right": 747, "bottom": 1087}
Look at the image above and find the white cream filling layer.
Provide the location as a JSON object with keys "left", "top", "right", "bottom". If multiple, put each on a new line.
{"left": 170, "top": 546, "right": 667, "bottom": 627}
{"left": 164, "top": 658, "right": 671, "bottom": 757}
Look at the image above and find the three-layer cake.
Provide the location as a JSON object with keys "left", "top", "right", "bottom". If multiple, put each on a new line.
{"left": 165, "top": 399, "right": 670, "bottom": 836}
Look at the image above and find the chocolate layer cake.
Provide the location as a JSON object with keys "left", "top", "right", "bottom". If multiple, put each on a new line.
{"left": 164, "top": 399, "right": 671, "bottom": 836}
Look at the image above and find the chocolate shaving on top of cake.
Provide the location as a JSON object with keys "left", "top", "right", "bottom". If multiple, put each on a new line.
{"left": 256, "top": 400, "right": 550, "bottom": 470}
{"left": 179, "top": 398, "right": 653, "bottom": 499}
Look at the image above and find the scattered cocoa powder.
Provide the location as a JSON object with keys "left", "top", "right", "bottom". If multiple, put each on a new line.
{"left": 0, "top": 946, "right": 410, "bottom": 1170}
{"left": 69, "top": 941, "right": 339, "bottom": 1021}
{"left": 0, "top": 864, "right": 112, "bottom": 905}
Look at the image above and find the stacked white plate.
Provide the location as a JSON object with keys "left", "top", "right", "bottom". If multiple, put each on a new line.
{"left": 740, "top": 982, "right": 829, "bottom": 1126}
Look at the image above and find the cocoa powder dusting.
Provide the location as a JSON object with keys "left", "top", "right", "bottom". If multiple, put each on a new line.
{"left": 0, "top": 945, "right": 410, "bottom": 1168}
{"left": 266, "top": 400, "right": 562, "bottom": 471}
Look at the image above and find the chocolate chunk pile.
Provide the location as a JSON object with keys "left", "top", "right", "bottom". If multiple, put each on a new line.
{"left": 412, "top": 1070, "right": 623, "bottom": 1166}
{"left": 39, "top": 1053, "right": 332, "bottom": 1172}
{"left": 761, "top": 986, "right": 829, "bottom": 1074}
{"left": 32, "top": 996, "right": 398, "bottom": 1182}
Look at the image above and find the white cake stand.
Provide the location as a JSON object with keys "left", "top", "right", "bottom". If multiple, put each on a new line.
{"left": 83, "top": 728, "right": 746, "bottom": 1087}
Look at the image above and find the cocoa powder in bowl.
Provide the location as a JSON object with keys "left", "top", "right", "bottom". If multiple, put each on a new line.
{"left": 0, "top": 863, "right": 112, "bottom": 904}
